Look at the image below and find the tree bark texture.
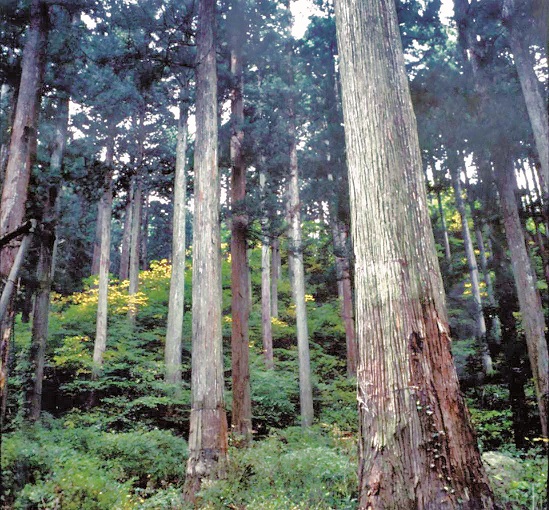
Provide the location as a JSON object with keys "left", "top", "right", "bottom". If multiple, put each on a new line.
{"left": 0, "top": 0, "right": 48, "bottom": 278}
{"left": 271, "top": 239, "right": 280, "bottom": 318}
{"left": 165, "top": 101, "right": 188, "bottom": 387}
{"left": 334, "top": 0, "right": 495, "bottom": 507}
{"left": 92, "top": 139, "right": 115, "bottom": 380}
{"left": 184, "top": 0, "right": 228, "bottom": 500}
{"left": 493, "top": 151, "right": 548, "bottom": 438}
{"left": 286, "top": 58, "right": 314, "bottom": 428}
{"left": 449, "top": 156, "right": 492, "bottom": 374}
{"left": 229, "top": 8, "right": 252, "bottom": 443}
{"left": 128, "top": 176, "right": 143, "bottom": 325}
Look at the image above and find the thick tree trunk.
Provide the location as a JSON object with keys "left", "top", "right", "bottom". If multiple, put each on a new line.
{"left": 92, "top": 139, "right": 115, "bottom": 380}
{"left": 334, "top": 0, "right": 495, "bottom": 507}
{"left": 449, "top": 156, "right": 492, "bottom": 374}
{"left": 229, "top": 8, "right": 252, "bottom": 443}
{"left": 26, "top": 96, "right": 68, "bottom": 421}
{"left": 165, "top": 100, "right": 188, "bottom": 387}
{"left": 493, "top": 151, "right": 548, "bottom": 438}
{"left": 0, "top": 0, "right": 48, "bottom": 277}
{"left": 183, "top": 0, "right": 228, "bottom": 500}
{"left": 119, "top": 194, "right": 133, "bottom": 281}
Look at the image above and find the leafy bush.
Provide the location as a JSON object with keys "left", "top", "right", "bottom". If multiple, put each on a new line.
{"left": 198, "top": 427, "right": 357, "bottom": 509}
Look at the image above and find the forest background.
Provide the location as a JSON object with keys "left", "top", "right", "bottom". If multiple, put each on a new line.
{"left": 0, "top": 0, "right": 547, "bottom": 508}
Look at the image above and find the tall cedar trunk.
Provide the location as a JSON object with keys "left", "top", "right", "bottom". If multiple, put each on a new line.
{"left": 286, "top": 44, "right": 314, "bottom": 428}
{"left": 92, "top": 138, "right": 115, "bottom": 380}
{"left": 128, "top": 176, "right": 142, "bottom": 325}
{"left": 334, "top": 0, "right": 495, "bottom": 507}
{"left": 502, "top": 0, "right": 549, "bottom": 208}
{"left": 0, "top": 0, "right": 47, "bottom": 276}
{"left": 26, "top": 96, "right": 68, "bottom": 421}
{"left": 491, "top": 222, "right": 529, "bottom": 449}
{"left": 229, "top": 5, "right": 252, "bottom": 443}
{"left": 128, "top": 111, "right": 145, "bottom": 324}
{"left": 331, "top": 213, "right": 357, "bottom": 376}
{"left": 449, "top": 155, "right": 492, "bottom": 373}
{"left": 140, "top": 193, "right": 148, "bottom": 269}
{"left": 493, "top": 150, "right": 548, "bottom": 438}
{"left": 119, "top": 193, "right": 133, "bottom": 281}
{"left": 270, "top": 239, "right": 280, "bottom": 318}
{"left": 259, "top": 170, "right": 274, "bottom": 369}
{"left": 165, "top": 100, "right": 188, "bottom": 387}
{"left": 91, "top": 206, "right": 102, "bottom": 276}
{"left": 183, "top": 0, "right": 228, "bottom": 500}
{"left": 436, "top": 189, "right": 452, "bottom": 264}
{"left": 0, "top": 0, "right": 47, "bottom": 401}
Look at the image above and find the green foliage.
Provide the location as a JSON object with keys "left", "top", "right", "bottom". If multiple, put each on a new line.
{"left": 197, "top": 427, "right": 357, "bottom": 509}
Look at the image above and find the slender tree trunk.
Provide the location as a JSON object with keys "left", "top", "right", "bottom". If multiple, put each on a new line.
{"left": 26, "top": 96, "right": 68, "bottom": 421}
{"left": 449, "top": 155, "right": 492, "bottom": 374}
{"left": 128, "top": 176, "right": 142, "bottom": 326}
{"left": 140, "top": 193, "right": 149, "bottom": 269}
{"left": 92, "top": 138, "right": 115, "bottom": 380}
{"left": 229, "top": 6, "right": 252, "bottom": 443}
{"left": 286, "top": 39, "right": 314, "bottom": 428}
{"left": 334, "top": 0, "right": 495, "bottom": 506}
{"left": 184, "top": 0, "right": 228, "bottom": 500}
{"left": 331, "top": 214, "right": 357, "bottom": 376}
{"left": 119, "top": 194, "right": 133, "bottom": 281}
{"left": 493, "top": 150, "right": 548, "bottom": 438}
{"left": 165, "top": 100, "right": 188, "bottom": 387}
{"left": 259, "top": 170, "right": 274, "bottom": 369}
{"left": 91, "top": 206, "right": 103, "bottom": 276}
{"left": 270, "top": 238, "right": 279, "bottom": 318}
{"left": 436, "top": 189, "right": 452, "bottom": 264}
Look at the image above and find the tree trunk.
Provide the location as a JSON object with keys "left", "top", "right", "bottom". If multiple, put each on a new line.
{"left": 26, "top": 95, "right": 68, "bottom": 422}
{"left": 0, "top": 0, "right": 48, "bottom": 277}
{"left": 91, "top": 205, "right": 103, "bottom": 276}
{"left": 119, "top": 193, "right": 133, "bottom": 281}
{"left": 502, "top": 0, "right": 549, "bottom": 211}
{"left": 140, "top": 192, "right": 149, "bottom": 269}
{"left": 165, "top": 99, "right": 188, "bottom": 387}
{"left": 92, "top": 138, "right": 115, "bottom": 380}
{"left": 331, "top": 214, "right": 357, "bottom": 377}
{"left": 436, "top": 189, "right": 452, "bottom": 265}
{"left": 183, "top": 0, "right": 228, "bottom": 500}
{"left": 128, "top": 176, "right": 142, "bottom": 326}
{"left": 493, "top": 150, "right": 548, "bottom": 438}
{"left": 449, "top": 155, "right": 492, "bottom": 374}
{"left": 286, "top": 39, "right": 314, "bottom": 428}
{"left": 334, "top": 0, "right": 495, "bottom": 507}
{"left": 270, "top": 238, "right": 280, "bottom": 318}
{"left": 260, "top": 170, "right": 274, "bottom": 369}
{"left": 229, "top": 5, "right": 252, "bottom": 444}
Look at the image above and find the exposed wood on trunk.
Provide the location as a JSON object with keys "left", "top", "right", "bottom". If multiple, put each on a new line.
{"left": 165, "top": 99, "right": 188, "bottom": 387}
{"left": 183, "top": 0, "right": 228, "bottom": 500}
{"left": 334, "top": 0, "right": 495, "bottom": 506}
{"left": 92, "top": 138, "right": 115, "bottom": 381}
{"left": 493, "top": 150, "right": 548, "bottom": 438}
{"left": 229, "top": 2, "right": 252, "bottom": 443}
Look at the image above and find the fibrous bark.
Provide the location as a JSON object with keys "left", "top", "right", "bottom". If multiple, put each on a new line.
{"left": 183, "top": 0, "right": 228, "bottom": 500}
{"left": 334, "top": 0, "right": 495, "bottom": 506}
{"left": 165, "top": 99, "right": 188, "bottom": 387}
